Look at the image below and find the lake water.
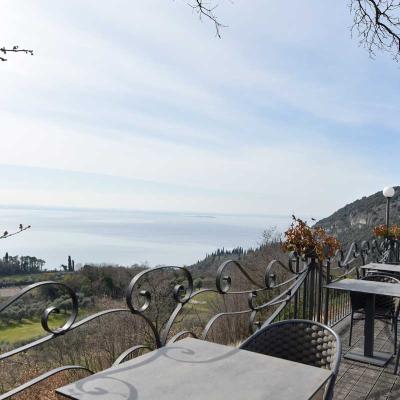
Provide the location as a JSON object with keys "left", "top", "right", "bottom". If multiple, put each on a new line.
{"left": 0, "top": 207, "right": 293, "bottom": 269}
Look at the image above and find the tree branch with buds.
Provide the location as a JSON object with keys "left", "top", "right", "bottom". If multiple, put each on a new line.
{"left": 0, "top": 224, "right": 31, "bottom": 239}
{"left": 0, "top": 46, "right": 34, "bottom": 62}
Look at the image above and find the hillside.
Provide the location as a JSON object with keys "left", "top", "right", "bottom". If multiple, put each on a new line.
{"left": 315, "top": 187, "right": 400, "bottom": 248}
{"left": 188, "top": 240, "right": 285, "bottom": 289}
{"left": 189, "top": 187, "right": 400, "bottom": 279}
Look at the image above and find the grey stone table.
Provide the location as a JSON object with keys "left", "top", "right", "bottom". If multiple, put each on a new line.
{"left": 326, "top": 279, "right": 400, "bottom": 366}
{"left": 361, "top": 262, "right": 400, "bottom": 275}
{"left": 56, "top": 338, "right": 331, "bottom": 400}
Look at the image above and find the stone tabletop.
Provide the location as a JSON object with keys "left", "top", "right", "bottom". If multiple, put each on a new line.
{"left": 361, "top": 263, "right": 400, "bottom": 273}
{"left": 326, "top": 278, "right": 400, "bottom": 296}
{"left": 56, "top": 338, "right": 331, "bottom": 400}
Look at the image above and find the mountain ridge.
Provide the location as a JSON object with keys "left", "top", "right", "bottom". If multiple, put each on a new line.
{"left": 315, "top": 186, "right": 400, "bottom": 248}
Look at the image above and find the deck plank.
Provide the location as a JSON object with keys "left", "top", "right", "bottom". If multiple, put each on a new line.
{"left": 332, "top": 317, "right": 400, "bottom": 400}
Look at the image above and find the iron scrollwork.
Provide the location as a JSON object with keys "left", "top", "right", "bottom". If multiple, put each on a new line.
{"left": 0, "top": 280, "right": 79, "bottom": 336}
{"left": 0, "top": 239, "right": 383, "bottom": 399}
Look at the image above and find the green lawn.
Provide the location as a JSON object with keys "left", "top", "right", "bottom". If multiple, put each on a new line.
{"left": 0, "top": 291, "right": 215, "bottom": 346}
{"left": 0, "top": 314, "right": 72, "bottom": 345}
{"left": 1, "top": 271, "right": 65, "bottom": 284}
{"left": 187, "top": 290, "right": 218, "bottom": 313}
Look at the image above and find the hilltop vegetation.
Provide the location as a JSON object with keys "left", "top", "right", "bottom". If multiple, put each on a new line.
{"left": 0, "top": 253, "right": 46, "bottom": 276}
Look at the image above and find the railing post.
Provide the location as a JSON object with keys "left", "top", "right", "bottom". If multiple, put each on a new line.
{"left": 324, "top": 259, "right": 331, "bottom": 326}
{"left": 302, "top": 264, "right": 307, "bottom": 320}
{"left": 293, "top": 255, "right": 299, "bottom": 319}
{"left": 308, "top": 258, "right": 315, "bottom": 321}
{"left": 317, "top": 259, "right": 323, "bottom": 323}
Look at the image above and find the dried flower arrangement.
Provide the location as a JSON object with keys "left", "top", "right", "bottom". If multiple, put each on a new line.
{"left": 373, "top": 224, "right": 400, "bottom": 240}
{"left": 282, "top": 216, "right": 341, "bottom": 260}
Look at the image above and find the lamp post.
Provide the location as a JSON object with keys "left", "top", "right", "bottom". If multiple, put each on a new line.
{"left": 383, "top": 186, "right": 395, "bottom": 231}
{"left": 383, "top": 186, "right": 395, "bottom": 263}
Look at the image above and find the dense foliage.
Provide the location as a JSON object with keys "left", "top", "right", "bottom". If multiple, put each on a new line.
{"left": 0, "top": 253, "right": 45, "bottom": 276}
{"left": 283, "top": 216, "right": 340, "bottom": 260}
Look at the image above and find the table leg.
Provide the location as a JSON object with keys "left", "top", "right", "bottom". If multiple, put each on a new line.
{"left": 364, "top": 293, "right": 375, "bottom": 357}
{"left": 344, "top": 292, "right": 393, "bottom": 367}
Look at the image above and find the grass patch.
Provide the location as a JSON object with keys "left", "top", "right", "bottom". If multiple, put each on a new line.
{"left": 0, "top": 313, "right": 73, "bottom": 344}
{"left": 0, "top": 271, "right": 66, "bottom": 285}
{"left": 187, "top": 290, "right": 218, "bottom": 314}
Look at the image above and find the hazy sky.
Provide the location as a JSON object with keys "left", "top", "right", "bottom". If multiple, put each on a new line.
{"left": 1, "top": 1, "right": 399, "bottom": 217}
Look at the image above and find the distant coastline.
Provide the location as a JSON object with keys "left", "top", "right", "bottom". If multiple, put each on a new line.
{"left": 0, "top": 206, "right": 298, "bottom": 269}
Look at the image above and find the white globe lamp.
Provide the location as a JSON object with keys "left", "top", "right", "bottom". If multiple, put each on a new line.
{"left": 383, "top": 186, "right": 395, "bottom": 198}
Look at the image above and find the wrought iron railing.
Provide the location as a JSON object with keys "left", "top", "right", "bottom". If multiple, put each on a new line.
{"left": 0, "top": 239, "right": 388, "bottom": 399}
{"left": 266, "top": 239, "right": 388, "bottom": 328}
{"left": 380, "top": 238, "right": 400, "bottom": 264}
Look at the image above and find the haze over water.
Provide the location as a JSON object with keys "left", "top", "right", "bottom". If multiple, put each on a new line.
{"left": 0, "top": 207, "right": 294, "bottom": 269}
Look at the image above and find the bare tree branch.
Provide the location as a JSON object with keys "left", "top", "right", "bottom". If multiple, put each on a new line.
{"left": 187, "top": 0, "right": 227, "bottom": 38}
{"left": 0, "top": 46, "right": 33, "bottom": 62}
{"left": 2, "top": 2, "right": 400, "bottom": 64}
{"left": 350, "top": 0, "right": 400, "bottom": 60}
{"left": 187, "top": 1, "right": 400, "bottom": 61}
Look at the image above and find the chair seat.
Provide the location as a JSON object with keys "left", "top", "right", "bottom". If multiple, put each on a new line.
{"left": 240, "top": 319, "right": 341, "bottom": 400}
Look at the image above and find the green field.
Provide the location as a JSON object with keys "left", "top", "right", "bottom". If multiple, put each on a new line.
{"left": 1, "top": 271, "right": 65, "bottom": 285}
{"left": 0, "top": 314, "right": 73, "bottom": 345}
{"left": 187, "top": 290, "right": 219, "bottom": 314}
{"left": 0, "top": 288, "right": 215, "bottom": 346}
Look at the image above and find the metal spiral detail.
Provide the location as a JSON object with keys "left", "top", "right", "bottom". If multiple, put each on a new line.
{"left": 0, "top": 365, "right": 93, "bottom": 400}
{"left": 0, "top": 281, "right": 78, "bottom": 335}
{"left": 0, "top": 238, "right": 387, "bottom": 399}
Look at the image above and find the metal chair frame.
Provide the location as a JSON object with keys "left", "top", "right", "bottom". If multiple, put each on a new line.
{"left": 240, "top": 319, "right": 341, "bottom": 400}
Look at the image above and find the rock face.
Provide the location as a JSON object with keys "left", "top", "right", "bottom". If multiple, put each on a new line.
{"left": 315, "top": 187, "right": 400, "bottom": 248}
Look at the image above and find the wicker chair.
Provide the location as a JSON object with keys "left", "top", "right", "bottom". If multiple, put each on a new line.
{"left": 240, "top": 319, "right": 341, "bottom": 400}
{"left": 348, "top": 273, "right": 400, "bottom": 354}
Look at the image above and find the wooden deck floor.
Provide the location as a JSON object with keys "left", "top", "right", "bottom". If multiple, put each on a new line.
{"left": 333, "top": 317, "right": 400, "bottom": 400}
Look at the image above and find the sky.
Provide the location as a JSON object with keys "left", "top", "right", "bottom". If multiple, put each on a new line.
{"left": 1, "top": 0, "right": 399, "bottom": 217}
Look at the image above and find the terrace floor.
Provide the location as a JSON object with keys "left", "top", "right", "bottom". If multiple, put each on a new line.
{"left": 333, "top": 316, "right": 400, "bottom": 400}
